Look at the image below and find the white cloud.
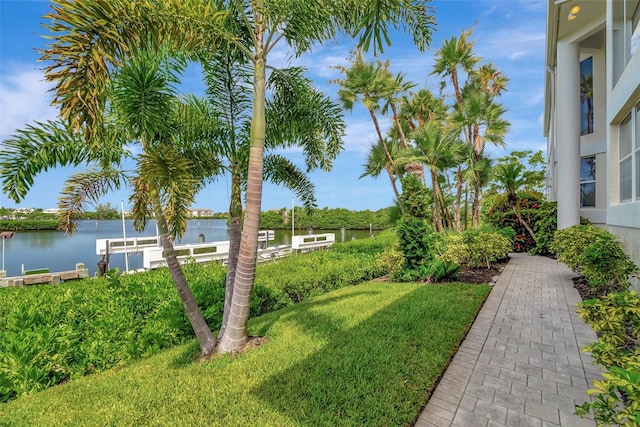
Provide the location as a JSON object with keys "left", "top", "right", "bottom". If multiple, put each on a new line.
{"left": 0, "top": 65, "right": 57, "bottom": 140}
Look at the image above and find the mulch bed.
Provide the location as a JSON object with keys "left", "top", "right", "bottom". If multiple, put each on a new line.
{"left": 455, "top": 260, "right": 508, "bottom": 285}
{"left": 572, "top": 276, "right": 598, "bottom": 301}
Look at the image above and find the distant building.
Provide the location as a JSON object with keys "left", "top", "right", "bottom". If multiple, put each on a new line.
{"left": 544, "top": 0, "right": 640, "bottom": 271}
{"left": 189, "top": 208, "right": 213, "bottom": 217}
{"left": 43, "top": 208, "right": 60, "bottom": 214}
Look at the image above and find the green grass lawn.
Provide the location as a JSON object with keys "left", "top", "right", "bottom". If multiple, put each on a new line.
{"left": 0, "top": 281, "right": 490, "bottom": 426}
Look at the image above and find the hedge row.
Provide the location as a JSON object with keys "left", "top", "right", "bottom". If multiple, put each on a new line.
{"left": 0, "top": 234, "right": 390, "bottom": 402}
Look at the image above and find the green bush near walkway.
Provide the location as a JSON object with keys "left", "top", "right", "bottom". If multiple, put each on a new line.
{"left": 0, "top": 281, "right": 490, "bottom": 426}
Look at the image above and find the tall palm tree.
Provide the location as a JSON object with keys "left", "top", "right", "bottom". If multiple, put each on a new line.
{"left": 380, "top": 68, "right": 426, "bottom": 181}
{"left": 431, "top": 27, "right": 480, "bottom": 107}
{"left": 36, "top": 0, "right": 436, "bottom": 354}
{"left": 400, "top": 122, "right": 463, "bottom": 231}
{"left": 333, "top": 51, "right": 407, "bottom": 213}
{"left": 452, "top": 85, "right": 509, "bottom": 226}
{"left": 194, "top": 55, "right": 344, "bottom": 338}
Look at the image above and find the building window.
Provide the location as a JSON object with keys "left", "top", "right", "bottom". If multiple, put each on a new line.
{"left": 580, "top": 57, "right": 594, "bottom": 135}
{"left": 620, "top": 104, "right": 640, "bottom": 203}
{"left": 580, "top": 156, "right": 596, "bottom": 207}
{"left": 613, "top": 0, "right": 640, "bottom": 84}
{"left": 636, "top": 103, "right": 640, "bottom": 199}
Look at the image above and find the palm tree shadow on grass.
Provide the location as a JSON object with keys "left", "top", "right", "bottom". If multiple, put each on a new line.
{"left": 168, "top": 289, "right": 382, "bottom": 368}
{"left": 251, "top": 285, "right": 484, "bottom": 426}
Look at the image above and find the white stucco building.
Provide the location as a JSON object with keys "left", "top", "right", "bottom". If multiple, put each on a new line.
{"left": 544, "top": 0, "right": 640, "bottom": 268}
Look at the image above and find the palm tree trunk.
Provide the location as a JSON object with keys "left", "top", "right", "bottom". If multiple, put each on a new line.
{"left": 218, "top": 15, "right": 266, "bottom": 353}
{"left": 386, "top": 166, "right": 403, "bottom": 209}
{"left": 472, "top": 179, "right": 481, "bottom": 227}
{"left": 391, "top": 103, "right": 425, "bottom": 184}
{"left": 454, "top": 170, "right": 463, "bottom": 231}
{"left": 369, "top": 108, "right": 405, "bottom": 214}
{"left": 151, "top": 192, "right": 217, "bottom": 356}
{"left": 219, "top": 165, "right": 242, "bottom": 338}
{"left": 514, "top": 199, "right": 538, "bottom": 244}
{"left": 430, "top": 168, "right": 443, "bottom": 231}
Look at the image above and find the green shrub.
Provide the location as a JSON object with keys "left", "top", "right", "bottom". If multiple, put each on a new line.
{"left": 529, "top": 200, "right": 557, "bottom": 255}
{"left": 331, "top": 228, "right": 396, "bottom": 255}
{"left": 579, "top": 237, "right": 639, "bottom": 295}
{"left": 576, "top": 291, "right": 640, "bottom": 425}
{"left": 397, "top": 259, "right": 460, "bottom": 283}
{"left": 551, "top": 225, "right": 638, "bottom": 296}
{"left": 440, "top": 229, "right": 512, "bottom": 269}
{"left": 396, "top": 217, "right": 436, "bottom": 271}
{"left": 376, "top": 247, "right": 405, "bottom": 277}
{"left": 550, "top": 225, "right": 610, "bottom": 271}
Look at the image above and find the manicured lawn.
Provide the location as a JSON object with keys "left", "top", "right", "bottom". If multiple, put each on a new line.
{"left": 0, "top": 281, "right": 490, "bottom": 426}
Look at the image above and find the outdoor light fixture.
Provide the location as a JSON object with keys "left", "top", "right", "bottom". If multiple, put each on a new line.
{"left": 568, "top": 5, "right": 580, "bottom": 21}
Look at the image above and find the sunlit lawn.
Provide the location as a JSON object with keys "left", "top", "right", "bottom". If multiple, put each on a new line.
{"left": 0, "top": 281, "right": 490, "bottom": 426}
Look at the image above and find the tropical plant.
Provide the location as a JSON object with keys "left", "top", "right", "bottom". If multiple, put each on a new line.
{"left": 400, "top": 121, "right": 464, "bottom": 231}
{"left": 18, "top": 0, "right": 437, "bottom": 355}
{"left": 432, "top": 27, "right": 509, "bottom": 227}
{"left": 333, "top": 51, "right": 407, "bottom": 212}
{"left": 186, "top": 53, "right": 345, "bottom": 338}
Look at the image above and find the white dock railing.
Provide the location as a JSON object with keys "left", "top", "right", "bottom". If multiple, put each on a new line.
{"left": 142, "top": 240, "right": 231, "bottom": 269}
{"left": 96, "top": 237, "right": 160, "bottom": 256}
{"left": 291, "top": 233, "right": 335, "bottom": 252}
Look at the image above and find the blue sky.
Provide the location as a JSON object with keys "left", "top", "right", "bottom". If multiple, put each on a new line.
{"left": 0, "top": 0, "right": 547, "bottom": 213}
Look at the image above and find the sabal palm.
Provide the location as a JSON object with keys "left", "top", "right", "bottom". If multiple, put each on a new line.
{"left": 37, "top": 0, "right": 435, "bottom": 354}
{"left": 399, "top": 89, "right": 448, "bottom": 132}
{"left": 452, "top": 87, "right": 509, "bottom": 226}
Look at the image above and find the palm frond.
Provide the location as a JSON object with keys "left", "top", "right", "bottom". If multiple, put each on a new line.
{"left": 263, "top": 154, "right": 317, "bottom": 213}
{"left": 266, "top": 67, "right": 345, "bottom": 172}
{"left": 0, "top": 120, "right": 128, "bottom": 203}
{"left": 57, "top": 167, "right": 124, "bottom": 233}
{"left": 139, "top": 144, "right": 199, "bottom": 239}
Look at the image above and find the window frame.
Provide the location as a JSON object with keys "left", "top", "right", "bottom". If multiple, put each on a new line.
{"left": 580, "top": 155, "right": 596, "bottom": 208}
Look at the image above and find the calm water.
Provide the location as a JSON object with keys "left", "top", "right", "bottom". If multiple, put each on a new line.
{"left": 0, "top": 219, "right": 372, "bottom": 277}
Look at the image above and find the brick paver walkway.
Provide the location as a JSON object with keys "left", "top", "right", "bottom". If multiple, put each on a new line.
{"left": 415, "top": 253, "right": 602, "bottom": 427}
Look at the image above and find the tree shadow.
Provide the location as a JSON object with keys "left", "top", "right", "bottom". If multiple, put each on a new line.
{"left": 251, "top": 285, "right": 475, "bottom": 425}
{"left": 168, "top": 289, "right": 382, "bottom": 369}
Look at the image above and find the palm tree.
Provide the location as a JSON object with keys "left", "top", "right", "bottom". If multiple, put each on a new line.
{"left": 400, "top": 122, "right": 463, "bottom": 231}
{"left": 194, "top": 55, "right": 344, "bottom": 338}
{"left": 452, "top": 86, "right": 509, "bottom": 226}
{"left": 492, "top": 162, "right": 538, "bottom": 244}
{"left": 360, "top": 138, "right": 403, "bottom": 203}
{"left": 399, "top": 89, "right": 448, "bottom": 132}
{"left": 36, "top": 0, "right": 436, "bottom": 354}
{"left": 2, "top": 52, "right": 223, "bottom": 356}
{"left": 332, "top": 51, "right": 408, "bottom": 213}
{"left": 431, "top": 27, "right": 480, "bottom": 107}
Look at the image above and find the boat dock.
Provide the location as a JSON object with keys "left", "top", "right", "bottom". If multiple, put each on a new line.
{"left": 0, "top": 263, "right": 90, "bottom": 287}
{"left": 0, "top": 230, "right": 336, "bottom": 288}
{"left": 96, "top": 231, "right": 336, "bottom": 271}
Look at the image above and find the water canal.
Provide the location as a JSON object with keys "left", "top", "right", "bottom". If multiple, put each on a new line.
{"left": 1, "top": 219, "right": 373, "bottom": 277}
